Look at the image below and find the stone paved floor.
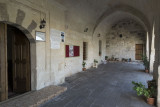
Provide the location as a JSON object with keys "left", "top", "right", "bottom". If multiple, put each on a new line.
{"left": 40, "top": 62, "right": 155, "bottom": 107}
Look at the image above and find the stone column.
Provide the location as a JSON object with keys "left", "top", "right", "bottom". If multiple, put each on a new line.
{"left": 146, "top": 32, "right": 150, "bottom": 58}
{"left": 150, "top": 23, "right": 155, "bottom": 73}
{"left": 156, "top": 34, "right": 160, "bottom": 106}
{"left": 153, "top": 33, "right": 160, "bottom": 79}
{"left": 154, "top": 16, "right": 160, "bottom": 107}
{"left": 153, "top": 17, "right": 160, "bottom": 80}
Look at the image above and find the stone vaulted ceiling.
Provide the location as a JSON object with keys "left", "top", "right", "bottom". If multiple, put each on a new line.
{"left": 49, "top": 0, "right": 158, "bottom": 34}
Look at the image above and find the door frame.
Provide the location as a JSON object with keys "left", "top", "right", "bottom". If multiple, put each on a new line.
{"left": 0, "top": 22, "right": 37, "bottom": 101}
{"left": 135, "top": 44, "right": 144, "bottom": 60}
{"left": 0, "top": 23, "right": 8, "bottom": 101}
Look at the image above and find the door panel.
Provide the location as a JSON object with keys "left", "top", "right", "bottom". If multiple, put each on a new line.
{"left": 0, "top": 23, "right": 7, "bottom": 101}
{"left": 135, "top": 44, "right": 143, "bottom": 60}
{"left": 12, "top": 29, "right": 31, "bottom": 93}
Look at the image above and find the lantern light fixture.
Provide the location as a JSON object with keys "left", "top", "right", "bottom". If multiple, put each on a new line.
{"left": 40, "top": 19, "right": 46, "bottom": 29}
{"left": 84, "top": 28, "right": 88, "bottom": 32}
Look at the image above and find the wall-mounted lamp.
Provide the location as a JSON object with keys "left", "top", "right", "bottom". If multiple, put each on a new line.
{"left": 97, "top": 33, "right": 101, "bottom": 37}
{"left": 84, "top": 28, "right": 88, "bottom": 32}
{"left": 40, "top": 19, "right": 46, "bottom": 29}
{"left": 119, "top": 34, "right": 122, "bottom": 38}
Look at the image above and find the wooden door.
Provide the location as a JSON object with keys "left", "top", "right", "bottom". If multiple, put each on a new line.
{"left": 0, "top": 23, "right": 8, "bottom": 101}
{"left": 12, "top": 29, "right": 31, "bottom": 93}
{"left": 135, "top": 44, "right": 143, "bottom": 60}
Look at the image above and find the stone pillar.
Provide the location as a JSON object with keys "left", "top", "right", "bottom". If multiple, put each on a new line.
{"left": 157, "top": 65, "right": 160, "bottom": 107}
{"left": 153, "top": 17, "right": 160, "bottom": 80}
{"left": 153, "top": 33, "right": 159, "bottom": 80}
{"left": 155, "top": 34, "right": 160, "bottom": 107}
{"left": 146, "top": 32, "right": 150, "bottom": 58}
{"left": 150, "top": 24, "right": 155, "bottom": 73}
{"left": 154, "top": 16, "right": 160, "bottom": 107}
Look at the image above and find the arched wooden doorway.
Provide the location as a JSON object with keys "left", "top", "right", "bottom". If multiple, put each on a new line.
{"left": 0, "top": 23, "right": 31, "bottom": 101}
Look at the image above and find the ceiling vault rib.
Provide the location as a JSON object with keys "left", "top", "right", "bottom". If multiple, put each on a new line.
{"left": 92, "top": 4, "right": 151, "bottom": 36}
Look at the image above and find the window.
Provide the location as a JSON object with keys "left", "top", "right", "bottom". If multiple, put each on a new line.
{"left": 99, "top": 40, "right": 102, "bottom": 56}
{"left": 83, "top": 42, "right": 88, "bottom": 60}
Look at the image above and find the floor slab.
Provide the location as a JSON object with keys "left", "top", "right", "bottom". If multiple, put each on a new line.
{"left": 0, "top": 85, "right": 67, "bottom": 107}
{"left": 40, "top": 62, "right": 155, "bottom": 107}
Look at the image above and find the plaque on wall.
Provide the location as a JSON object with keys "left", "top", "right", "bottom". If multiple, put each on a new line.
{"left": 36, "top": 31, "right": 46, "bottom": 41}
{"left": 66, "top": 45, "right": 80, "bottom": 57}
{"left": 50, "top": 29, "right": 61, "bottom": 49}
{"left": 50, "top": 29, "right": 65, "bottom": 49}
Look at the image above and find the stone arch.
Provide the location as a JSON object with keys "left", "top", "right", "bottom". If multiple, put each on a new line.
{"left": 93, "top": 4, "right": 151, "bottom": 34}
{"left": 0, "top": 21, "right": 37, "bottom": 91}
{"left": 92, "top": 4, "right": 151, "bottom": 63}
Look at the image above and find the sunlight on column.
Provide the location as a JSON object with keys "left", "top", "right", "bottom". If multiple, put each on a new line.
{"left": 150, "top": 23, "right": 155, "bottom": 73}
{"left": 146, "top": 32, "right": 149, "bottom": 58}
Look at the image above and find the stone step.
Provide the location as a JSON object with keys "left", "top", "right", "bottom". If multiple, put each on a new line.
{"left": 0, "top": 85, "right": 67, "bottom": 107}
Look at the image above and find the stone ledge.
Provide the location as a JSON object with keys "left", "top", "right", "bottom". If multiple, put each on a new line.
{"left": 0, "top": 85, "right": 67, "bottom": 107}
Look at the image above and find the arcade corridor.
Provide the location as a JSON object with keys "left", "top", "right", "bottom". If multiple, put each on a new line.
{"left": 40, "top": 62, "right": 154, "bottom": 107}
{"left": 1, "top": 0, "right": 160, "bottom": 106}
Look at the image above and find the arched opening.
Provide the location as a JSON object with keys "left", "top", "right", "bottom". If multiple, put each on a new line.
{"left": 7, "top": 25, "right": 31, "bottom": 98}
{"left": 93, "top": 4, "right": 151, "bottom": 34}
{"left": 0, "top": 22, "right": 36, "bottom": 101}
{"left": 92, "top": 11, "right": 148, "bottom": 62}
{"left": 105, "top": 19, "right": 146, "bottom": 61}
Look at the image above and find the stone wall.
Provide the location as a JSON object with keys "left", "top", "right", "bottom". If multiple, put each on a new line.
{"left": 0, "top": 0, "right": 107, "bottom": 90}
{"left": 0, "top": 0, "right": 156, "bottom": 91}
{"left": 106, "top": 19, "right": 146, "bottom": 61}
